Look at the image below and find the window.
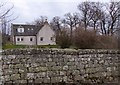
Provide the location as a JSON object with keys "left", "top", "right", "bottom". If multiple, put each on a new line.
{"left": 31, "top": 28, "right": 33, "bottom": 30}
{"left": 50, "top": 37, "right": 54, "bottom": 41}
{"left": 40, "top": 37, "right": 43, "bottom": 41}
{"left": 30, "top": 38, "right": 33, "bottom": 41}
{"left": 20, "top": 29, "right": 22, "bottom": 32}
{"left": 17, "top": 38, "right": 24, "bottom": 41}
{"left": 50, "top": 37, "right": 53, "bottom": 40}
{"left": 17, "top": 38, "right": 20, "bottom": 41}
{"left": 17, "top": 27, "right": 24, "bottom": 33}
{"left": 21, "top": 38, "right": 24, "bottom": 41}
{"left": 28, "top": 28, "right": 33, "bottom": 31}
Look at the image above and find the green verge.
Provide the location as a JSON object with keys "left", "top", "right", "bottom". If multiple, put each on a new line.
{"left": 2, "top": 44, "right": 59, "bottom": 49}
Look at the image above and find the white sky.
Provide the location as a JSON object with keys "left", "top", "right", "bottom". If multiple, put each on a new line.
{"left": 3, "top": 0, "right": 119, "bottom": 24}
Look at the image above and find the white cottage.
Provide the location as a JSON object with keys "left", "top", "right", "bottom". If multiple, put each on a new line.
{"left": 11, "top": 21, "right": 56, "bottom": 45}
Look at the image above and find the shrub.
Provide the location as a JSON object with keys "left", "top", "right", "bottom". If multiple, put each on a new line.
{"left": 73, "top": 28, "right": 97, "bottom": 49}
{"left": 56, "top": 30, "right": 71, "bottom": 48}
{"left": 95, "top": 35, "right": 118, "bottom": 49}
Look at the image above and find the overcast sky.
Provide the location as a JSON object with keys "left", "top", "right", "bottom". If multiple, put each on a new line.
{"left": 4, "top": 0, "right": 118, "bottom": 24}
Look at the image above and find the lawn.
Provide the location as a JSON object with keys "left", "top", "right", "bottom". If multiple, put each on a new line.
{"left": 2, "top": 44, "right": 59, "bottom": 49}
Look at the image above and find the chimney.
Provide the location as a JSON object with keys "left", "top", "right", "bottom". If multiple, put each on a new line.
{"left": 44, "top": 19, "right": 48, "bottom": 24}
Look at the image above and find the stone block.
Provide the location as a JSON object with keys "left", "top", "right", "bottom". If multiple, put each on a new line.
{"left": 69, "top": 58, "right": 75, "bottom": 62}
{"left": 86, "top": 68, "right": 96, "bottom": 74}
{"left": 3, "top": 69, "right": 13, "bottom": 75}
{"left": 14, "top": 80, "right": 27, "bottom": 83}
{"left": 43, "top": 77, "right": 51, "bottom": 83}
{"left": 63, "top": 76, "right": 67, "bottom": 82}
{"left": 12, "top": 69, "right": 19, "bottom": 74}
{"left": 21, "top": 73, "right": 26, "bottom": 79}
{"left": 46, "top": 62, "right": 56, "bottom": 67}
{"left": 68, "top": 66, "right": 76, "bottom": 70}
{"left": 26, "top": 73, "right": 35, "bottom": 79}
{"left": 51, "top": 77, "right": 62, "bottom": 83}
{"left": 14, "top": 64, "right": 24, "bottom": 69}
{"left": 36, "top": 67, "right": 48, "bottom": 72}
{"left": 4, "top": 75, "right": 10, "bottom": 81}
{"left": 74, "top": 75, "right": 83, "bottom": 81}
{"left": 36, "top": 72, "right": 46, "bottom": 78}
{"left": 19, "top": 69, "right": 25, "bottom": 73}
{"left": 67, "top": 62, "right": 75, "bottom": 66}
{"left": 48, "top": 58, "right": 52, "bottom": 62}
{"left": 47, "top": 71, "right": 59, "bottom": 77}
{"left": 31, "top": 63, "right": 39, "bottom": 67}
{"left": 34, "top": 78, "right": 43, "bottom": 83}
{"left": 60, "top": 71, "right": 66, "bottom": 76}
{"left": 11, "top": 59, "right": 20, "bottom": 64}
{"left": 10, "top": 74, "right": 20, "bottom": 80}
{"left": 51, "top": 66, "right": 62, "bottom": 71}
{"left": 63, "top": 65, "right": 68, "bottom": 70}
{"left": 28, "top": 79, "right": 34, "bottom": 83}
{"left": 28, "top": 67, "right": 35, "bottom": 72}
{"left": 2, "top": 65, "right": 9, "bottom": 69}
{"left": 73, "top": 70, "right": 80, "bottom": 76}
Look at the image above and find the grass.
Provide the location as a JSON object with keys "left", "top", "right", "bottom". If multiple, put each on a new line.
{"left": 34, "top": 45, "right": 59, "bottom": 48}
{"left": 2, "top": 44, "right": 59, "bottom": 49}
{"left": 2, "top": 44, "right": 26, "bottom": 49}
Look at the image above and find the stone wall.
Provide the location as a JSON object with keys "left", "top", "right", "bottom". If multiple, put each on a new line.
{"left": 1, "top": 49, "right": 120, "bottom": 84}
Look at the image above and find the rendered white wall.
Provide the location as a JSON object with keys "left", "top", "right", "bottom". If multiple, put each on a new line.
{"left": 37, "top": 24, "right": 56, "bottom": 45}
{"left": 15, "top": 36, "right": 36, "bottom": 45}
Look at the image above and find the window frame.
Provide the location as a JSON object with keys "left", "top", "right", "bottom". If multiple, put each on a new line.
{"left": 50, "top": 37, "right": 52, "bottom": 40}
{"left": 30, "top": 38, "right": 33, "bottom": 41}
{"left": 17, "top": 38, "right": 20, "bottom": 41}
{"left": 40, "top": 37, "right": 43, "bottom": 41}
{"left": 21, "top": 38, "right": 24, "bottom": 41}
{"left": 50, "top": 37, "right": 54, "bottom": 41}
{"left": 17, "top": 27, "right": 24, "bottom": 33}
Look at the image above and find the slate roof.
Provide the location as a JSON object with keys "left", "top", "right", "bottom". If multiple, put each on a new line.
{"left": 12, "top": 24, "right": 44, "bottom": 36}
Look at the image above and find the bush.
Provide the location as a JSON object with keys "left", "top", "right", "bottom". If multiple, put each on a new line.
{"left": 95, "top": 35, "right": 118, "bottom": 49}
{"left": 56, "top": 30, "right": 71, "bottom": 48}
{"left": 73, "top": 29, "right": 97, "bottom": 49}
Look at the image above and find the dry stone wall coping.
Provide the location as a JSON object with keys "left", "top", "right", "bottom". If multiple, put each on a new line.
{"left": 2, "top": 48, "right": 120, "bottom": 55}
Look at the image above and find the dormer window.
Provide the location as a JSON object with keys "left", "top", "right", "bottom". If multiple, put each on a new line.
{"left": 28, "top": 28, "right": 33, "bottom": 31}
{"left": 17, "top": 27, "right": 24, "bottom": 33}
{"left": 31, "top": 28, "right": 33, "bottom": 30}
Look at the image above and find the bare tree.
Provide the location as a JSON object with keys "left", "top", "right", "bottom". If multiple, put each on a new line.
{"left": 0, "top": 1, "right": 13, "bottom": 34}
{"left": 98, "top": 2, "right": 120, "bottom": 36}
{"left": 89, "top": 2, "right": 103, "bottom": 32}
{"left": 77, "top": 1, "right": 120, "bottom": 36}
{"left": 0, "top": 1, "right": 17, "bottom": 35}
{"left": 0, "top": 1, "right": 14, "bottom": 19}
{"left": 0, "top": 1, "right": 18, "bottom": 45}
{"left": 72, "top": 12, "right": 81, "bottom": 28}
{"left": 99, "top": 11, "right": 108, "bottom": 35}
{"left": 78, "top": 2, "right": 93, "bottom": 30}
{"left": 108, "top": 2, "right": 120, "bottom": 35}
{"left": 64, "top": 13, "right": 74, "bottom": 41}
{"left": 33, "top": 16, "right": 47, "bottom": 26}
{"left": 50, "top": 16, "right": 61, "bottom": 32}
{"left": 64, "top": 12, "right": 80, "bottom": 41}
